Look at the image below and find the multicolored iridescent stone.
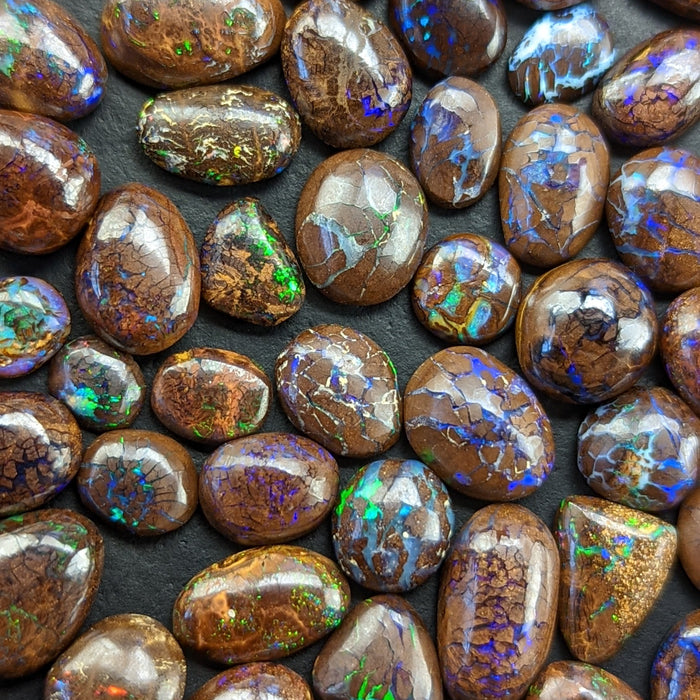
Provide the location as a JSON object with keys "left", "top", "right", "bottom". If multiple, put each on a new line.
{"left": 556, "top": 495, "right": 677, "bottom": 664}
{"left": 191, "top": 663, "right": 312, "bottom": 700}
{"left": 679, "top": 487, "right": 700, "bottom": 589}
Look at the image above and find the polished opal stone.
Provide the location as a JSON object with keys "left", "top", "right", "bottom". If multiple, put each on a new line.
{"left": 556, "top": 496, "right": 677, "bottom": 664}
{"left": 75, "top": 183, "right": 200, "bottom": 355}
{"left": 515, "top": 0, "right": 581, "bottom": 8}
{"left": 275, "top": 325, "right": 402, "bottom": 458}
{"left": 404, "top": 346, "right": 555, "bottom": 501}
{"left": 199, "top": 432, "right": 339, "bottom": 545}
{"left": 332, "top": 459, "right": 454, "bottom": 592}
{"left": 578, "top": 386, "right": 700, "bottom": 512}
{"left": 410, "top": 78, "right": 501, "bottom": 209}
{"left": 606, "top": 148, "right": 700, "bottom": 294}
{"left": 151, "top": 347, "right": 270, "bottom": 446}
{"left": 0, "top": 392, "right": 81, "bottom": 517}
{"left": 313, "top": 595, "right": 443, "bottom": 700}
{"left": 296, "top": 149, "right": 427, "bottom": 305}
{"left": 412, "top": 233, "right": 521, "bottom": 345}
{"left": 649, "top": 0, "right": 700, "bottom": 20}
{"left": 516, "top": 259, "right": 658, "bottom": 404}
{"left": 200, "top": 198, "right": 305, "bottom": 325}
{"left": 0, "top": 509, "right": 103, "bottom": 680}
{"left": 0, "top": 110, "right": 100, "bottom": 254}
{"left": 438, "top": 504, "right": 559, "bottom": 700}
{"left": 173, "top": 545, "right": 350, "bottom": 665}
{"left": 0, "top": 276, "right": 70, "bottom": 378}
{"left": 508, "top": 4, "right": 616, "bottom": 106}
{"left": 389, "top": 0, "right": 506, "bottom": 78}
{"left": 48, "top": 336, "right": 145, "bottom": 432}
{"left": 592, "top": 29, "right": 700, "bottom": 147}
{"left": 101, "top": 0, "right": 285, "bottom": 88}
{"left": 499, "top": 104, "right": 610, "bottom": 268}
{"left": 679, "top": 488, "right": 700, "bottom": 589}
{"left": 0, "top": 0, "right": 106, "bottom": 120}
{"left": 139, "top": 85, "right": 300, "bottom": 186}
{"left": 45, "top": 613, "right": 186, "bottom": 700}
{"left": 78, "top": 430, "right": 198, "bottom": 536}
{"left": 191, "top": 663, "right": 312, "bottom": 700}
{"left": 281, "top": 0, "right": 412, "bottom": 149}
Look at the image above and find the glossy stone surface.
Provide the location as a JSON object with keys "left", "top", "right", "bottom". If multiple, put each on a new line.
{"left": 78, "top": 429, "right": 198, "bottom": 536}
{"left": 410, "top": 78, "right": 501, "bottom": 209}
{"left": 200, "top": 432, "right": 339, "bottom": 545}
{"left": 556, "top": 495, "right": 677, "bottom": 664}
{"left": 0, "top": 110, "right": 100, "bottom": 254}
{"left": 499, "top": 103, "right": 610, "bottom": 268}
{"left": 45, "top": 613, "right": 186, "bottom": 700}
{"left": 578, "top": 386, "right": 700, "bottom": 512}
{"left": 313, "top": 595, "right": 443, "bottom": 700}
{"left": 173, "top": 545, "right": 350, "bottom": 665}
{"left": 508, "top": 4, "right": 616, "bottom": 106}
{"left": 48, "top": 336, "right": 145, "bottom": 432}
{"left": 0, "top": 509, "right": 103, "bottom": 680}
{"left": 139, "top": 84, "right": 301, "bottom": 186}
{"left": 678, "top": 487, "right": 700, "bottom": 589}
{"left": 404, "top": 346, "right": 555, "bottom": 501}
{"left": 0, "top": 0, "right": 106, "bottom": 120}
{"left": 438, "top": 504, "right": 559, "bottom": 700}
{"left": 607, "top": 148, "right": 700, "bottom": 294}
{"left": 649, "top": 0, "right": 700, "bottom": 20}
{"left": 75, "top": 183, "right": 200, "bottom": 355}
{"left": 191, "top": 663, "right": 312, "bottom": 700}
{"left": 0, "top": 276, "right": 70, "bottom": 378}
{"left": 151, "top": 347, "right": 270, "bottom": 446}
{"left": 275, "top": 325, "right": 402, "bottom": 458}
{"left": 412, "top": 233, "right": 521, "bottom": 345}
{"left": 516, "top": 259, "right": 658, "bottom": 404}
{"left": 389, "top": 0, "right": 506, "bottom": 79}
{"left": 200, "top": 198, "right": 305, "bottom": 325}
{"left": 332, "top": 459, "right": 454, "bottom": 592}
{"left": 592, "top": 29, "right": 700, "bottom": 147}
{"left": 296, "top": 149, "right": 428, "bottom": 305}
{"left": 515, "top": 0, "right": 581, "bottom": 8}
{"left": 101, "top": 0, "right": 285, "bottom": 88}
{"left": 281, "top": 0, "right": 412, "bottom": 149}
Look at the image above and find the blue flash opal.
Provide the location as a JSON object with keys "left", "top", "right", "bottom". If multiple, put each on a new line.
{"left": 651, "top": 610, "right": 700, "bottom": 700}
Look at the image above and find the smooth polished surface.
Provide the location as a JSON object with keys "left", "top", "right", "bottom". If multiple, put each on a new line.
{"left": 515, "top": 0, "right": 581, "bottom": 7}
{"left": 649, "top": 0, "right": 700, "bottom": 19}
{"left": 678, "top": 487, "right": 700, "bottom": 589}
{"left": 191, "top": 663, "right": 312, "bottom": 700}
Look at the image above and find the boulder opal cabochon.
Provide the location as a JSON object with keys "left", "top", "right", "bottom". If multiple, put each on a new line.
{"left": 649, "top": 0, "right": 700, "bottom": 20}
{"left": 75, "top": 183, "right": 200, "bottom": 355}
{"left": 190, "top": 663, "right": 312, "bottom": 700}
{"left": 281, "top": 0, "right": 412, "bottom": 149}
{"left": 514, "top": 0, "right": 581, "bottom": 8}
{"left": 678, "top": 487, "right": 700, "bottom": 589}
{"left": 101, "top": 0, "right": 285, "bottom": 88}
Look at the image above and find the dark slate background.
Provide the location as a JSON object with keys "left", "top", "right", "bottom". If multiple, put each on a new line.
{"left": 1, "top": 0, "right": 698, "bottom": 697}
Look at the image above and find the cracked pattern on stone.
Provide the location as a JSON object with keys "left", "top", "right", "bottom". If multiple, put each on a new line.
{"left": 651, "top": 609, "right": 700, "bottom": 700}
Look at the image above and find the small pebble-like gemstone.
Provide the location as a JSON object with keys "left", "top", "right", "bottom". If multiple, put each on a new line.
{"left": 0, "top": 392, "right": 82, "bottom": 518}
{"left": 410, "top": 78, "right": 501, "bottom": 209}
{"left": 45, "top": 613, "right": 186, "bottom": 700}
{"left": 592, "top": 29, "right": 700, "bottom": 147}
{"left": 332, "top": 459, "right": 454, "bottom": 592}
{"left": 499, "top": 103, "right": 610, "bottom": 268}
{"left": 556, "top": 495, "right": 677, "bottom": 664}
{"left": 313, "top": 595, "right": 443, "bottom": 700}
{"left": 172, "top": 545, "right": 350, "bottom": 665}
{"left": 0, "top": 509, "right": 103, "bottom": 680}
{"left": 515, "top": 0, "right": 582, "bottom": 8}
{"left": 678, "top": 487, "right": 700, "bottom": 589}
{"left": 139, "top": 84, "right": 300, "bottom": 186}
{"left": 438, "top": 504, "right": 559, "bottom": 700}
{"left": 191, "top": 663, "right": 312, "bottom": 700}
{"left": 388, "top": 0, "right": 506, "bottom": 78}
{"left": 516, "top": 259, "right": 658, "bottom": 404}
{"left": 0, "top": 110, "right": 100, "bottom": 254}
{"left": 404, "top": 346, "right": 555, "bottom": 501}
{"left": 508, "top": 4, "right": 616, "bottom": 106}
{"left": 296, "top": 149, "right": 427, "bottom": 305}
{"left": 199, "top": 432, "right": 339, "bottom": 545}
{"left": 100, "top": 0, "right": 285, "bottom": 88}
{"left": 275, "top": 325, "right": 402, "bottom": 458}
{"left": 77, "top": 430, "right": 198, "bottom": 536}
{"left": 0, "top": 276, "right": 70, "bottom": 378}
{"left": 0, "top": 0, "right": 106, "bottom": 120}
{"left": 281, "top": 0, "right": 412, "bottom": 149}
{"left": 412, "top": 233, "right": 521, "bottom": 345}
{"left": 607, "top": 148, "right": 700, "bottom": 294}
{"left": 151, "top": 347, "right": 270, "bottom": 446}
{"left": 649, "top": 0, "right": 700, "bottom": 20}
{"left": 75, "top": 183, "right": 200, "bottom": 355}
{"left": 200, "top": 198, "right": 305, "bottom": 325}
{"left": 48, "top": 336, "right": 145, "bottom": 432}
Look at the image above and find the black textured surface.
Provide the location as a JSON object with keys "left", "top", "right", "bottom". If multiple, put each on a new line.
{"left": 1, "top": 0, "right": 698, "bottom": 697}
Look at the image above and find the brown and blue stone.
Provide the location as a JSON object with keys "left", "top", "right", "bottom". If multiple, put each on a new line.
{"left": 679, "top": 487, "right": 700, "bottom": 589}
{"left": 191, "top": 663, "right": 312, "bottom": 700}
